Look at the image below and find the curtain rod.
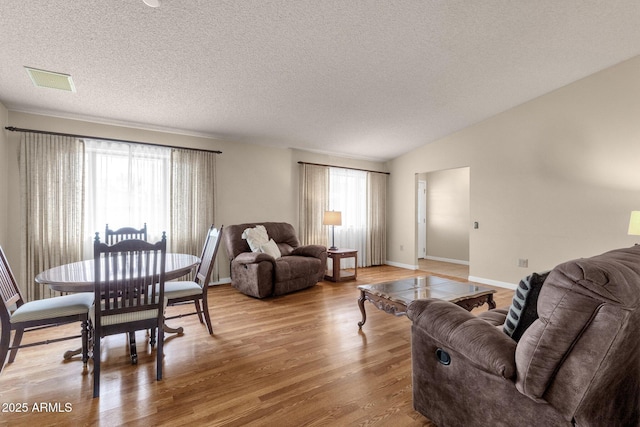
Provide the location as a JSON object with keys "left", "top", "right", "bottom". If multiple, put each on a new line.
{"left": 4, "top": 126, "right": 222, "bottom": 154}
{"left": 297, "top": 161, "right": 390, "bottom": 175}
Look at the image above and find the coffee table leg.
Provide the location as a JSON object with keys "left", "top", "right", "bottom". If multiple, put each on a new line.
{"left": 357, "top": 290, "right": 367, "bottom": 329}
{"left": 487, "top": 294, "right": 496, "bottom": 310}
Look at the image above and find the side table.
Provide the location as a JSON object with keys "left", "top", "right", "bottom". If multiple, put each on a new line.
{"left": 325, "top": 248, "right": 358, "bottom": 282}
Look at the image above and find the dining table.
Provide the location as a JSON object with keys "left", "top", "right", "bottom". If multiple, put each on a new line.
{"left": 35, "top": 253, "right": 200, "bottom": 361}
{"left": 36, "top": 253, "right": 200, "bottom": 292}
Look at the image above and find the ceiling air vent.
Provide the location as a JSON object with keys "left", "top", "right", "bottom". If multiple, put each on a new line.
{"left": 25, "top": 66, "right": 76, "bottom": 92}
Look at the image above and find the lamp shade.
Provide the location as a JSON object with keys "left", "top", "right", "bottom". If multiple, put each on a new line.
{"left": 323, "top": 211, "right": 342, "bottom": 226}
{"left": 629, "top": 211, "right": 640, "bottom": 236}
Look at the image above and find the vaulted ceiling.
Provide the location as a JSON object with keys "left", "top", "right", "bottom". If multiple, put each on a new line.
{"left": 1, "top": 1, "right": 639, "bottom": 161}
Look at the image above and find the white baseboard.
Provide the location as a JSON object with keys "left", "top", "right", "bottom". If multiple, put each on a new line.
{"left": 385, "top": 260, "right": 418, "bottom": 270}
{"left": 423, "top": 256, "right": 469, "bottom": 266}
{"left": 208, "top": 277, "right": 231, "bottom": 286}
{"left": 468, "top": 276, "right": 517, "bottom": 290}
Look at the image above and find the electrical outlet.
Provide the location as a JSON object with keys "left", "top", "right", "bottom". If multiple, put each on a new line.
{"left": 518, "top": 258, "right": 528, "bottom": 268}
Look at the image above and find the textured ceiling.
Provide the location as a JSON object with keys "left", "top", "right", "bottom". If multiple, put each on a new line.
{"left": 1, "top": 1, "right": 639, "bottom": 161}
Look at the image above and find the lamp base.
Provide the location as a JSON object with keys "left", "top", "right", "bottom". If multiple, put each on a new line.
{"left": 329, "top": 246, "right": 337, "bottom": 251}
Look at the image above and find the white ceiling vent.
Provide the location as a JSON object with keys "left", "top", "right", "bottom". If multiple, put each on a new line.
{"left": 25, "top": 67, "right": 76, "bottom": 92}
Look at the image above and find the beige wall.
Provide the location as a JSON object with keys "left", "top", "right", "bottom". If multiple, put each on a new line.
{"left": 388, "top": 55, "right": 640, "bottom": 287}
{"left": 0, "top": 102, "right": 8, "bottom": 250}
{"left": 2, "top": 111, "right": 388, "bottom": 282}
{"left": 422, "top": 167, "right": 470, "bottom": 263}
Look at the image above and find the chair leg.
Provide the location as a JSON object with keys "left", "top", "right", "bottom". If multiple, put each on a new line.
{"left": 0, "top": 324, "right": 11, "bottom": 372}
{"left": 93, "top": 333, "right": 101, "bottom": 398}
{"left": 8, "top": 327, "right": 24, "bottom": 363}
{"left": 129, "top": 332, "right": 137, "bottom": 365}
{"left": 194, "top": 300, "right": 204, "bottom": 324}
{"left": 157, "top": 324, "right": 164, "bottom": 381}
{"left": 202, "top": 298, "right": 214, "bottom": 335}
{"left": 150, "top": 328, "right": 157, "bottom": 348}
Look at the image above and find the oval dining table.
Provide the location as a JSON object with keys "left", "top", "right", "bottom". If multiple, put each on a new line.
{"left": 35, "top": 253, "right": 200, "bottom": 361}
{"left": 35, "top": 253, "right": 200, "bottom": 292}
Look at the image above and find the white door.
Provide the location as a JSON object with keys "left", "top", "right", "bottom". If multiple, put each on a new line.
{"left": 418, "top": 180, "right": 427, "bottom": 259}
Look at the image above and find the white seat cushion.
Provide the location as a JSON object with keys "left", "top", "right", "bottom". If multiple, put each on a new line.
{"left": 10, "top": 292, "right": 94, "bottom": 324}
{"left": 93, "top": 307, "right": 160, "bottom": 326}
{"left": 90, "top": 297, "right": 167, "bottom": 326}
{"left": 164, "top": 281, "right": 203, "bottom": 299}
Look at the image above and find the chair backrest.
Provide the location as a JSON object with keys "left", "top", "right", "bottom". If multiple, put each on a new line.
{"left": 0, "top": 246, "right": 24, "bottom": 325}
{"left": 105, "top": 223, "right": 148, "bottom": 245}
{"left": 195, "top": 225, "right": 223, "bottom": 286}
{"left": 93, "top": 234, "right": 166, "bottom": 330}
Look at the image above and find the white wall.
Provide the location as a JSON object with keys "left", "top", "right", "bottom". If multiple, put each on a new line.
{"left": 2, "top": 111, "right": 388, "bottom": 282}
{"left": 388, "top": 55, "right": 640, "bottom": 287}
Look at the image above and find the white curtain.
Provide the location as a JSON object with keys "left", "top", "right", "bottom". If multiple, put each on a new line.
{"left": 19, "top": 133, "right": 85, "bottom": 300}
{"left": 299, "top": 164, "right": 329, "bottom": 246}
{"left": 329, "top": 168, "right": 367, "bottom": 268}
{"left": 298, "top": 164, "right": 388, "bottom": 269}
{"left": 83, "top": 139, "right": 171, "bottom": 258}
{"left": 170, "top": 148, "right": 216, "bottom": 256}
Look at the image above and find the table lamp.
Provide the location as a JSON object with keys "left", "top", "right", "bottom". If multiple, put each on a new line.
{"left": 323, "top": 211, "right": 342, "bottom": 250}
{"left": 628, "top": 211, "right": 640, "bottom": 237}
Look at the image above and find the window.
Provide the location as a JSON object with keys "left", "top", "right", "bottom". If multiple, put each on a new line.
{"left": 83, "top": 139, "right": 170, "bottom": 257}
{"left": 329, "top": 168, "right": 367, "bottom": 267}
{"left": 19, "top": 131, "right": 217, "bottom": 300}
{"left": 299, "top": 162, "right": 387, "bottom": 268}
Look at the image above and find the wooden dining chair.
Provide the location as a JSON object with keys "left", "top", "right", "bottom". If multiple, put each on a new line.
{"left": 164, "top": 225, "right": 223, "bottom": 335}
{"left": 105, "top": 223, "right": 147, "bottom": 244}
{"left": 0, "top": 245, "right": 94, "bottom": 373}
{"left": 104, "top": 223, "right": 149, "bottom": 356}
{"left": 91, "top": 234, "right": 167, "bottom": 398}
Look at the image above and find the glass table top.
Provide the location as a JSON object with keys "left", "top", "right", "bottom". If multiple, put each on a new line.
{"left": 358, "top": 276, "right": 495, "bottom": 305}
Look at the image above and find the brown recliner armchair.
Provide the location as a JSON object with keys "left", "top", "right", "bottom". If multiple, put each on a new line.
{"left": 407, "top": 245, "right": 640, "bottom": 427}
{"left": 223, "top": 222, "right": 327, "bottom": 298}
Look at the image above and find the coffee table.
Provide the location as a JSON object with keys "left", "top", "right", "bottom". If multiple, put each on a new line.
{"left": 357, "top": 276, "right": 496, "bottom": 328}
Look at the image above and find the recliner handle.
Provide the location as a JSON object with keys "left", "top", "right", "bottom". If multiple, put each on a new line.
{"left": 436, "top": 348, "right": 451, "bottom": 365}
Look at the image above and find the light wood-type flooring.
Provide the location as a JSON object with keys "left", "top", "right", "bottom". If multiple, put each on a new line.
{"left": 0, "top": 264, "right": 514, "bottom": 427}
{"left": 417, "top": 258, "right": 469, "bottom": 280}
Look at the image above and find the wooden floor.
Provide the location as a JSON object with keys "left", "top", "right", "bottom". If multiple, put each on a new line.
{"left": 417, "top": 259, "right": 469, "bottom": 280}
{"left": 0, "top": 265, "right": 514, "bottom": 427}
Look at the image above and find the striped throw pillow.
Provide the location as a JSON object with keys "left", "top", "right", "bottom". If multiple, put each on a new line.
{"left": 503, "top": 271, "right": 549, "bottom": 341}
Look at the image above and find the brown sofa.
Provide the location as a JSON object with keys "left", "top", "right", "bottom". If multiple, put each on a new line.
{"left": 407, "top": 245, "right": 640, "bottom": 427}
{"left": 223, "top": 222, "right": 327, "bottom": 298}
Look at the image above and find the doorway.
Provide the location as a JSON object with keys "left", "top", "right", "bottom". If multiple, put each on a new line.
{"left": 416, "top": 167, "right": 470, "bottom": 279}
{"left": 417, "top": 179, "right": 427, "bottom": 260}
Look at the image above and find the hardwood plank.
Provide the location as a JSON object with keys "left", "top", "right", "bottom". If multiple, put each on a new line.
{"left": 0, "top": 265, "right": 513, "bottom": 426}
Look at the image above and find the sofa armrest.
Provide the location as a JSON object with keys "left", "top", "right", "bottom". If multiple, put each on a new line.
{"left": 291, "top": 244, "right": 326, "bottom": 259}
{"left": 477, "top": 307, "right": 509, "bottom": 327}
{"left": 233, "top": 251, "right": 274, "bottom": 265}
{"left": 407, "top": 299, "right": 517, "bottom": 379}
